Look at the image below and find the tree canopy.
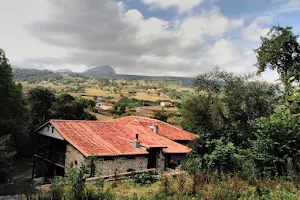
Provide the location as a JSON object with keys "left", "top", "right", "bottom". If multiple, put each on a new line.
{"left": 182, "top": 68, "right": 279, "bottom": 172}
{"left": 255, "top": 26, "right": 300, "bottom": 114}
{"left": 0, "top": 48, "right": 27, "bottom": 181}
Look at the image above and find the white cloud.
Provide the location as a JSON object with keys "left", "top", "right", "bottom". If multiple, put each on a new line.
{"left": 0, "top": 0, "right": 276, "bottom": 81}
{"left": 142, "top": 0, "right": 205, "bottom": 13}
{"left": 273, "top": 0, "right": 300, "bottom": 6}
{"left": 0, "top": 0, "right": 67, "bottom": 65}
{"left": 272, "top": 0, "right": 300, "bottom": 13}
{"left": 253, "top": 15, "right": 273, "bottom": 24}
{"left": 178, "top": 9, "right": 243, "bottom": 40}
{"left": 208, "top": 39, "right": 240, "bottom": 65}
{"left": 242, "top": 23, "right": 269, "bottom": 42}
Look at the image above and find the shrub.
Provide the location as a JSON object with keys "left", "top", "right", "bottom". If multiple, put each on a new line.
{"left": 249, "top": 113, "right": 300, "bottom": 176}
{"left": 63, "top": 165, "right": 88, "bottom": 200}
{"left": 49, "top": 177, "right": 65, "bottom": 200}
{"left": 132, "top": 170, "right": 158, "bottom": 185}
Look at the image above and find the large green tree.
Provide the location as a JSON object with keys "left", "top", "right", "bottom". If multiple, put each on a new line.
{"left": 255, "top": 26, "right": 300, "bottom": 114}
{"left": 0, "top": 48, "right": 27, "bottom": 180}
{"left": 182, "top": 68, "right": 279, "bottom": 172}
{"left": 0, "top": 48, "right": 26, "bottom": 138}
{"left": 28, "top": 88, "right": 55, "bottom": 127}
{"left": 51, "top": 94, "right": 96, "bottom": 120}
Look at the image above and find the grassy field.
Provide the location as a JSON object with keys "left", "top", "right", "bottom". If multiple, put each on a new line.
{"left": 22, "top": 82, "right": 174, "bottom": 102}
{"left": 131, "top": 92, "right": 171, "bottom": 101}
{"left": 20, "top": 79, "right": 192, "bottom": 102}
{"left": 88, "top": 111, "right": 113, "bottom": 121}
{"left": 128, "top": 106, "right": 179, "bottom": 118}
{"left": 21, "top": 82, "right": 68, "bottom": 90}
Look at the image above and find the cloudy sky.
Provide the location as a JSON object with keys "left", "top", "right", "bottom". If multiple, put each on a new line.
{"left": 0, "top": 0, "right": 300, "bottom": 81}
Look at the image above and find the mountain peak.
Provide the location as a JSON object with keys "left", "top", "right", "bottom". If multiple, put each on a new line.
{"left": 82, "top": 65, "right": 116, "bottom": 77}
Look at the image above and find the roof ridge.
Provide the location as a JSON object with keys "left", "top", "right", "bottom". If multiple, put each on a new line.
{"left": 114, "top": 116, "right": 191, "bottom": 132}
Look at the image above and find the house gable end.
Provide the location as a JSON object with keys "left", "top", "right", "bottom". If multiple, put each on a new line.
{"left": 38, "top": 125, "right": 64, "bottom": 140}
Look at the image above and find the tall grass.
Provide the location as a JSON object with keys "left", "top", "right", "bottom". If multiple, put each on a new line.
{"left": 25, "top": 172, "right": 300, "bottom": 200}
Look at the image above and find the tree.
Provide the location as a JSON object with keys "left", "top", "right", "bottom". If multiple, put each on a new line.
{"left": 51, "top": 94, "right": 96, "bottom": 120}
{"left": 182, "top": 68, "right": 279, "bottom": 172}
{"left": 255, "top": 26, "right": 300, "bottom": 114}
{"left": 153, "top": 109, "right": 168, "bottom": 122}
{"left": 28, "top": 88, "right": 55, "bottom": 127}
{"left": 183, "top": 68, "right": 278, "bottom": 146}
{"left": 289, "top": 88, "right": 300, "bottom": 113}
{"left": 0, "top": 48, "right": 27, "bottom": 155}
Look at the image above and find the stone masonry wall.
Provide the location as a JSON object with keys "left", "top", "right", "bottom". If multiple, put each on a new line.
{"left": 64, "top": 144, "right": 86, "bottom": 173}
{"left": 94, "top": 155, "right": 148, "bottom": 176}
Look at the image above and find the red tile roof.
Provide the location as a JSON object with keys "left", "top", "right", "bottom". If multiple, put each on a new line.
{"left": 45, "top": 119, "right": 192, "bottom": 157}
{"left": 112, "top": 116, "right": 199, "bottom": 141}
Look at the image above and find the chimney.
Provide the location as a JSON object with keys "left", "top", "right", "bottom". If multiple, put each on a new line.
{"left": 153, "top": 125, "right": 158, "bottom": 134}
{"left": 149, "top": 125, "right": 159, "bottom": 134}
{"left": 135, "top": 133, "right": 140, "bottom": 148}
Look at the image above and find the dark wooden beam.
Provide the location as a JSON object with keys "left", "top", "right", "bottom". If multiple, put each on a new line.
{"left": 31, "top": 156, "right": 36, "bottom": 180}
{"left": 34, "top": 154, "right": 65, "bottom": 168}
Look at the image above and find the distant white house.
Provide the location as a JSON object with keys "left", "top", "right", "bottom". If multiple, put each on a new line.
{"left": 96, "top": 102, "right": 114, "bottom": 110}
{"left": 160, "top": 102, "right": 173, "bottom": 107}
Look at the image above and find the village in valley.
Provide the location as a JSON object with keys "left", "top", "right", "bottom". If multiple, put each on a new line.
{"left": 16, "top": 66, "right": 191, "bottom": 123}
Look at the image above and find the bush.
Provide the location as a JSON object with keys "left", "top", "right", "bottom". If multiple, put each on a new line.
{"left": 49, "top": 177, "right": 65, "bottom": 200}
{"left": 249, "top": 113, "right": 300, "bottom": 176}
{"left": 63, "top": 165, "right": 88, "bottom": 200}
{"left": 132, "top": 170, "right": 159, "bottom": 185}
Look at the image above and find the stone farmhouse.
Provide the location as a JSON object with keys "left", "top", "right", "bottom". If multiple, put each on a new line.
{"left": 95, "top": 102, "right": 114, "bottom": 110}
{"left": 32, "top": 116, "right": 198, "bottom": 181}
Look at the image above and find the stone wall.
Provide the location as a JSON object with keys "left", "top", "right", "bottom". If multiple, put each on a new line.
{"left": 94, "top": 155, "right": 148, "bottom": 176}
{"left": 64, "top": 144, "right": 86, "bottom": 173}
{"left": 64, "top": 144, "right": 164, "bottom": 177}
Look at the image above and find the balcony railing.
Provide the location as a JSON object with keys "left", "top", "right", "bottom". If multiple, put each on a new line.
{"left": 37, "top": 145, "right": 65, "bottom": 165}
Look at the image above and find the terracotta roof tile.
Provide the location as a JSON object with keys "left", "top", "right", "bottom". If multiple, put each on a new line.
{"left": 112, "top": 116, "right": 199, "bottom": 141}
{"left": 48, "top": 119, "right": 192, "bottom": 157}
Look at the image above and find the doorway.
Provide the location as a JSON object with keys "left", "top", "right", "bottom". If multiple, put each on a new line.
{"left": 147, "top": 148, "right": 157, "bottom": 169}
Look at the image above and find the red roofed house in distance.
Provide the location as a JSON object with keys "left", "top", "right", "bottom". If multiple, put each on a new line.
{"left": 31, "top": 116, "right": 198, "bottom": 181}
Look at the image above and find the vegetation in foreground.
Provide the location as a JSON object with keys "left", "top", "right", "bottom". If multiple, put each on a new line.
{"left": 25, "top": 166, "right": 300, "bottom": 200}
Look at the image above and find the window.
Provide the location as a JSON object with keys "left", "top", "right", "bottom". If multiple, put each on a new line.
{"left": 51, "top": 127, "right": 54, "bottom": 133}
{"left": 74, "top": 160, "right": 78, "bottom": 165}
{"left": 47, "top": 126, "right": 49, "bottom": 132}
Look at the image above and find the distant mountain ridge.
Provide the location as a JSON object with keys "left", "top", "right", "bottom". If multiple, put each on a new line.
{"left": 12, "top": 66, "right": 194, "bottom": 86}
{"left": 82, "top": 65, "right": 116, "bottom": 77}
{"left": 56, "top": 69, "right": 73, "bottom": 74}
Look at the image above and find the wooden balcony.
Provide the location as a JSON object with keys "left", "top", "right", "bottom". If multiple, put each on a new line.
{"left": 36, "top": 144, "right": 65, "bottom": 167}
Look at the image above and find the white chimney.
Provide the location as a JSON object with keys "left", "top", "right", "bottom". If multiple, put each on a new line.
{"left": 149, "top": 125, "right": 158, "bottom": 134}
